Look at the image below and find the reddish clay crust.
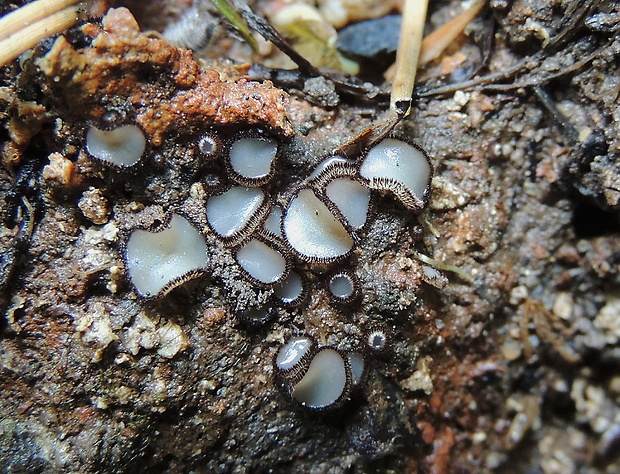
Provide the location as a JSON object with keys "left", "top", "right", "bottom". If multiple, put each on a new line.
{"left": 35, "top": 8, "right": 293, "bottom": 146}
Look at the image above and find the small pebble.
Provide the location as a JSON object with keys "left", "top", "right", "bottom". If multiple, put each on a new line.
{"left": 501, "top": 338, "right": 522, "bottom": 361}
{"left": 336, "top": 15, "right": 401, "bottom": 61}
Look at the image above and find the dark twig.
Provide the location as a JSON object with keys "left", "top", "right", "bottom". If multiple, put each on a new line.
{"left": 477, "top": 39, "right": 610, "bottom": 92}
{"left": 240, "top": 4, "right": 383, "bottom": 102}
{"left": 546, "top": 0, "right": 602, "bottom": 50}
{"left": 239, "top": 4, "right": 321, "bottom": 77}
{"left": 333, "top": 109, "right": 401, "bottom": 157}
{"left": 418, "top": 0, "right": 606, "bottom": 98}
{"left": 532, "top": 86, "right": 579, "bottom": 142}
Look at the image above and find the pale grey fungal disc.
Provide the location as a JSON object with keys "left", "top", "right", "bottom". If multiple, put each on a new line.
{"left": 360, "top": 138, "right": 432, "bottom": 210}
{"left": 308, "top": 155, "right": 353, "bottom": 180}
{"left": 263, "top": 205, "right": 283, "bottom": 239}
{"left": 86, "top": 124, "right": 146, "bottom": 168}
{"left": 275, "top": 336, "right": 314, "bottom": 375}
{"left": 240, "top": 304, "right": 275, "bottom": 325}
{"left": 421, "top": 264, "right": 449, "bottom": 289}
{"left": 228, "top": 136, "right": 277, "bottom": 184}
{"left": 291, "top": 348, "right": 348, "bottom": 409}
{"left": 203, "top": 173, "right": 224, "bottom": 191}
{"left": 347, "top": 352, "right": 365, "bottom": 386}
{"left": 283, "top": 188, "right": 354, "bottom": 261}
{"left": 328, "top": 271, "right": 357, "bottom": 303}
{"left": 273, "top": 271, "right": 304, "bottom": 305}
{"left": 198, "top": 134, "right": 220, "bottom": 158}
{"left": 367, "top": 329, "right": 388, "bottom": 352}
{"left": 235, "top": 238, "right": 288, "bottom": 285}
{"left": 325, "top": 178, "right": 371, "bottom": 230}
{"left": 125, "top": 214, "right": 207, "bottom": 298}
{"left": 206, "top": 186, "right": 266, "bottom": 242}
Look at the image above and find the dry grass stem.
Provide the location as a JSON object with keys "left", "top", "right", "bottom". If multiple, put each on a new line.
{"left": 418, "top": 0, "right": 485, "bottom": 65}
{"left": 385, "top": 0, "right": 486, "bottom": 82}
{"left": 0, "top": 0, "right": 81, "bottom": 41}
{"left": 390, "top": 0, "right": 429, "bottom": 116}
{"left": 0, "top": 4, "right": 83, "bottom": 67}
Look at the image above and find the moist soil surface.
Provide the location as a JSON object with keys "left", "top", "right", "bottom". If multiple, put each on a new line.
{"left": 1, "top": 0, "right": 619, "bottom": 472}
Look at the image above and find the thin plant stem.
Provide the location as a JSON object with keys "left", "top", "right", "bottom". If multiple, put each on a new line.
{"left": 0, "top": 0, "right": 81, "bottom": 41}
{"left": 390, "top": 0, "right": 430, "bottom": 116}
{"left": 0, "top": 4, "right": 83, "bottom": 67}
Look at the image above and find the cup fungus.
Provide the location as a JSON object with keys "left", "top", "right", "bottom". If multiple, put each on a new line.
{"left": 308, "top": 155, "right": 354, "bottom": 180}
{"left": 359, "top": 138, "right": 432, "bottom": 210}
{"left": 106, "top": 121, "right": 435, "bottom": 411}
{"left": 125, "top": 214, "right": 208, "bottom": 298}
{"left": 324, "top": 177, "right": 371, "bottom": 230}
{"left": 263, "top": 205, "right": 284, "bottom": 239}
{"left": 327, "top": 271, "right": 359, "bottom": 305}
{"left": 290, "top": 348, "right": 350, "bottom": 410}
{"left": 206, "top": 186, "right": 268, "bottom": 244}
{"left": 367, "top": 329, "right": 389, "bottom": 353}
{"left": 273, "top": 271, "right": 306, "bottom": 306}
{"left": 227, "top": 135, "right": 278, "bottom": 186}
{"left": 275, "top": 335, "right": 315, "bottom": 378}
{"left": 235, "top": 237, "right": 289, "bottom": 285}
{"left": 198, "top": 133, "right": 221, "bottom": 158}
{"left": 283, "top": 188, "right": 354, "bottom": 262}
{"left": 347, "top": 351, "right": 366, "bottom": 386}
{"left": 240, "top": 303, "right": 276, "bottom": 326}
{"left": 86, "top": 124, "right": 146, "bottom": 168}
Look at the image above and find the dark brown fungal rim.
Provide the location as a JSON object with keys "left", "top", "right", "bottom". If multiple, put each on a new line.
{"left": 121, "top": 211, "right": 210, "bottom": 300}
{"left": 273, "top": 270, "right": 310, "bottom": 307}
{"left": 224, "top": 130, "right": 280, "bottom": 188}
{"left": 256, "top": 201, "right": 286, "bottom": 245}
{"left": 307, "top": 160, "right": 359, "bottom": 189}
{"left": 204, "top": 185, "right": 272, "bottom": 247}
{"left": 196, "top": 131, "right": 224, "bottom": 160}
{"left": 325, "top": 269, "right": 360, "bottom": 306}
{"left": 308, "top": 162, "right": 375, "bottom": 234}
{"left": 355, "top": 136, "right": 434, "bottom": 211}
{"left": 279, "top": 186, "right": 355, "bottom": 265}
{"left": 301, "top": 156, "right": 356, "bottom": 188}
{"left": 346, "top": 349, "right": 369, "bottom": 388}
{"left": 237, "top": 302, "right": 278, "bottom": 327}
{"left": 273, "top": 333, "right": 318, "bottom": 383}
{"left": 232, "top": 234, "right": 292, "bottom": 288}
{"left": 201, "top": 171, "right": 229, "bottom": 195}
{"left": 361, "top": 177, "right": 426, "bottom": 211}
{"left": 285, "top": 345, "right": 353, "bottom": 412}
{"left": 152, "top": 268, "right": 208, "bottom": 299}
{"left": 364, "top": 326, "right": 392, "bottom": 355}
{"left": 83, "top": 118, "right": 151, "bottom": 171}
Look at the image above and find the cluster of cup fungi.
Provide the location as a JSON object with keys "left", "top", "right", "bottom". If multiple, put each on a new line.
{"left": 36, "top": 0, "right": 442, "bottom": 412}
{"left": 85, "top": 115, "right": 433, "bottom": 410}
{"left": 0, "top": 0, "right": 487, "bottom": 414}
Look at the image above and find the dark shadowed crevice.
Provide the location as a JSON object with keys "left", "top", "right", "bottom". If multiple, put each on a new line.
{"left": 572, "top": 201, "right": 620, "bottom": 239}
